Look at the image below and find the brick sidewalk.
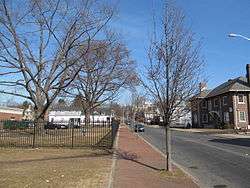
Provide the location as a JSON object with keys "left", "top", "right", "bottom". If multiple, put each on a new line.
{"left": 112, "top": 127, "right": 198, "bottom": 188}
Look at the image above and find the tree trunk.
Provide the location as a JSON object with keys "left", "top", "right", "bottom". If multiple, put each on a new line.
{"left": 165, "top": 122, "right": 172, "bottom": 171}
{"left": 84, "top": 108, "right": 91, "bottom": 127}
{"left": 33, "top": 107, "right": 46, "bottom": 131}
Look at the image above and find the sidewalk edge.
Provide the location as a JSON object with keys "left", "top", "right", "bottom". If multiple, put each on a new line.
{"left": 128, "top": 126, "right": 200, "bottom": 187}
{"left": 107, "top": 126, "right": 120, "bottom": 188}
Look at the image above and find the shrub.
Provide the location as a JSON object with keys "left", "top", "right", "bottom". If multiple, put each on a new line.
{"left": 3, "top": 120, "right": 30, "bottom": 130}
{"left": 222, "top": 123, "right": 234, "bottom": 129}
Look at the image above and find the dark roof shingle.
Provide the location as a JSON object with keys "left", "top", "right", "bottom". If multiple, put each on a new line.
{"left": 206, "top": 76, "right": 250, "bottom": 98}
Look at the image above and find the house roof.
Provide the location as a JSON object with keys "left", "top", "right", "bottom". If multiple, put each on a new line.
{"left": 50, "top": 105, "right": 83, "bottom": 111}
{"left": 190, "top": 90, "right": 211, "bottom": 100}
{"left": 206, "top": 76, "right": 250, "bottom": 98}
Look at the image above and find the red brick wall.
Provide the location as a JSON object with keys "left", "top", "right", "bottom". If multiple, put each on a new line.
{"left": 191, "top": 92, "right": 250, "bottom": 129}
{"left": 0, "top": 112, "right": 23, "bottom": 121}
{"left": 233, "top": 92, "right": 249, "bottom": 129}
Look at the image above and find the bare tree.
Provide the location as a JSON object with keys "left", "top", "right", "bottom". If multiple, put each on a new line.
{"left": 126, "top": 90, "right": 147, "bottom": 128}
{"left": 68, "top": 36, "right": 137, "bottom": 125}
{"left": 141, "top": 3, "right": 203, "bottom": 171}
{"left": 0, "top": 0, "right": 115, "bottom": 124}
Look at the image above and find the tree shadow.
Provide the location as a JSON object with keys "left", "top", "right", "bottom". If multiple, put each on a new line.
{"left": 209, "top": 138, "right": 250, "bottom": 147}
{"left": 0, "top": 151, "right": 112, "bottom": 165}
{"left": 115, "top": 149, "right": 164, "bottom": 171}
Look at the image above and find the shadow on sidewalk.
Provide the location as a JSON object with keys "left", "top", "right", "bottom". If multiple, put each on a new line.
{"left": 115, "top": 149, "right": 164, "bottom": 171}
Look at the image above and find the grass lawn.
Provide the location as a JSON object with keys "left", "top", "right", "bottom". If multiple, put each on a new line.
{"left": 0, "top": 127, "right": 112, "bottom": 148}
{"left": 0, "top": 148, "right": 112, "bottom": 188}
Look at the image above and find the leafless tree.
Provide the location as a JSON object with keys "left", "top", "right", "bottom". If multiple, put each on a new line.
{"left": 141, "top": 3, "right": 203, "bottom": 171}
{"left": 0, "top": 0, "right": 115, "bottom": 124}
{"left": 68, "top": 36, "right": 137, "bottom": 125}
{"left": 127, "top": 91, "right": 147, "bottom": 126}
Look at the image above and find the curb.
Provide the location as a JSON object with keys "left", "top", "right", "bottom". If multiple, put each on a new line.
{"left": 144, "top": 124, "right": 161, "bottom": 128}
{"left": 127, "top": 126, "right": 200, "bottom": 187}
{"left": 107, "top": 126, "right": 120, "bottom": 188}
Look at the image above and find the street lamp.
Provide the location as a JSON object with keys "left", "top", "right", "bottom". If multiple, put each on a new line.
{"left": 228, "top": 33, "right": 250, "bottom": 41}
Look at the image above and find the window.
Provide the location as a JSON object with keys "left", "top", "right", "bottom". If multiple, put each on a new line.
{"left": 202, "top": 114, "right": 208, "bottom": 123}
{"left": 208, "top": 100, "right": 212, "bottom": 110}
{"left": 239, "top": 111, "right": 246, "bottom": 122}
{"left": 238, "top": 94, "right": 245, "bottom": 104}
{"left": 193, "top": 114, "right": 198, "bottom": 123}
{"left": 214, "top": 98, "right": 219, "bottom": 107}
{"left": 223, "top": 112, "right": 229, "bottom": 123}
{"left": 223, "top": 96, "right": 227, "bottom": 105}
{"left": 202, "top": 100, "right": 207, "bottom": 108}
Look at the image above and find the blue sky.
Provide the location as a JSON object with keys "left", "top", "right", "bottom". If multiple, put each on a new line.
{"left": 1, "top": 0, "right": 250, "bottom": 105}
{"left": 113, "top": 0, "right": 250, "bottom": 104}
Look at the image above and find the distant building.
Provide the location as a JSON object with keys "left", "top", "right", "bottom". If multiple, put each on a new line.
{"left": 190, "top": 64, "right": 250, "bottom": 130}
{"left": 0, "top": 106, "right": 23, "bottom": 121}
{"left": 171, "top": 101, "right": 191, "bottom": 127}
{"left": 48, "top": 110, "right": 112, "bottom": 124}
{"left": 135, "top": 100, "right": 191, "bottom": 126}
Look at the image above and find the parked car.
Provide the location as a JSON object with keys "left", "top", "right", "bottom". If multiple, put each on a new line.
{"left": 44, "top": 122, "right": 68, "bottom": 129}
{"left": 134, "top": 124, "right": 145, "bottom": 132}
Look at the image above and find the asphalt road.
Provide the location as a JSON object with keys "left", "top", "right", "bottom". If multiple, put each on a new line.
{"left": 137, "top": 126, "right": 250, "bottom": 188}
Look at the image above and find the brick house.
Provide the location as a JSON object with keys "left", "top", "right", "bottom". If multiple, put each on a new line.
{"left": 0, "top": 106, "right": 23, "bottom": 121}
{"left": 190, "top": 64, "right": 250, "bottom": 130}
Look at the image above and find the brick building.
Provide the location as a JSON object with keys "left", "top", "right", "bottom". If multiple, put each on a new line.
{"left": 0, "top": 106, "right": 23, "bottom": 121}
{"left": 190, "top": 64, "right": 250, "bottom": 130}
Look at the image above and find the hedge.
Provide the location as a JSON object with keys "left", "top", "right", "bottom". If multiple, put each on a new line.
{"left": 3, "top": 120, "right": 31, "bottom": 130}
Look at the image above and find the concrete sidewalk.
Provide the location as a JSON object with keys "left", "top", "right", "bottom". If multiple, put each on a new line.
{"left": 112, "top": 127, "right": 198, "bottom": 188}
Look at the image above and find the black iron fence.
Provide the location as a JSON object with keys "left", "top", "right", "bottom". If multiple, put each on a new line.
{"left": 0, "top": 120, "right": 119, "bottom": 148}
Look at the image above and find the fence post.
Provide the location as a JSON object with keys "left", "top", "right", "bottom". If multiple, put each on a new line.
{"left": 71, "top": 124, "right": 74, "bottom": 148}
{"left": 111, "top": 121, "right": 115, "bottom": 148}
{"left": 32, "top": 123, "right": 36, "bottom": 148}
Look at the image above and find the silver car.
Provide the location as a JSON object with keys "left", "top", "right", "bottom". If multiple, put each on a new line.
{"left": 134, "top": 124, "right": 145, "bottom": 132}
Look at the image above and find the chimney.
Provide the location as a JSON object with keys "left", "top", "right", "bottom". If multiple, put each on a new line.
{"left": 246, "top": 64, "right": 250, "bottom": 84}
{"left": 199, "top": 82, "right": 207, "bottom": 93}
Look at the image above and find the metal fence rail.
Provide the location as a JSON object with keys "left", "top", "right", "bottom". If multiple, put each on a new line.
{"left": 0, "top": 120, "right": 119, "bottom": 148}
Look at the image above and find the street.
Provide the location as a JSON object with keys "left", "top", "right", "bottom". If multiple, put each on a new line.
{"left": 139, "top": 126, "right": 250, "bottom": 188}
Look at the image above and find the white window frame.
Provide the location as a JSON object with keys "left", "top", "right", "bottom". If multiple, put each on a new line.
{"left": 202, "top": 114, "right": 208, "bottom": 123}
{"left": 239, "top": 111, "right": 246, "bottom": 122}
{"left": 238, "top": 94, "right": 245, "bottom": 104}
{"left": 222, "top": 96, "right": 227, "bottom": 106}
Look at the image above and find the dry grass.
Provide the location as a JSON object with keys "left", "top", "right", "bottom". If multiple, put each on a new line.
{"left": 0, "top": 127, "right": 111, "bottom": 147}
{"left": 0, "top": 148, "right": 112, "bottom": 188}
{"left": 158, "top": 167, "right": 187, "bottom": 180}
